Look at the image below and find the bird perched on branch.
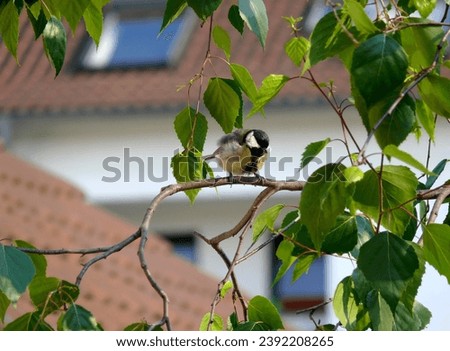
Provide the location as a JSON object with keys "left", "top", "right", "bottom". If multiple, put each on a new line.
{"left": 203, "top": 129, "right": 270, "bottom": 178}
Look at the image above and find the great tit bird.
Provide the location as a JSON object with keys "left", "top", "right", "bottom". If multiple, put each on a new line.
{"left": 203, "top": 129, "right": 270, "bottom": 177}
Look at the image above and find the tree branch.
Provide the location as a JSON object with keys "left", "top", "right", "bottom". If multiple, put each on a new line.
{"left": 417, "top": 184, "right": 450, "bottom": 246}
{"left": 137, "top": 176, "right": 304, "bottom": 330}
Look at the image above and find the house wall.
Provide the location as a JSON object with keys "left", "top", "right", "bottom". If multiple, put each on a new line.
{"left": 8, "top": 105, "right": 450, "bottom": 330}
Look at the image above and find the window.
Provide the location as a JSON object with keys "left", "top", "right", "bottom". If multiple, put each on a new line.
{"left": 163, "top": 233, "right": 196, "bottom": 263}
{"left": 78, "top": 0, "right": 196, "bottom": 70}
{"left": 272, "top": 237, "right": 326, "bottom": 311}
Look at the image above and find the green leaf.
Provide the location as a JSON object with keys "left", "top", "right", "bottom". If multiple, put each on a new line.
{"left": 300, "top": 163, "right": 352, "bottom": 250}
{"left": 423, "top": 224, "right": 450, "bottom": 284}
{"left": 248, "top": 74, "right": 290, "bottom": 117}
{"left": 292, "top": 253, "right": 317, "bottom": 281}
{"left": 353, "top": 165, "right": 418, "bottom": 235}
{"left": 415, "top": 99, "right": 435, "bottom": 141}
{"left": 26, "top": 0, "right": 41, "bottom": 17}
{"left": 204, "top": 77, "right": 240, "bottom": 133}
{"left": 358, "top": 232, "right": 419, "bottom": 311}
{"left": 238, "top": 0, "right": 268, "bottom": 48}
{"left": 43, "top": 16, "right": 67, "bottom": 77}
{"left": 187, "top": 0, "right": 221, "bottom": 20}
{"left": 58, "top": 304, "right": 103, "bottom": 331}
{"left": 366, "top": 290, "right": 394, "bottom": 330}
{"left": 401, "top": 244, "right": 425, "bottom": 313}
{"left": 58, "top": 0, "right": 90, "bottom": 34}
{"left": 14, "top": 240, "right": 47, "bottom": 277}
{"left": 222, "top": 78, "right": 243, "bottom": 129}
{"left": 322, "top": 214, "right": 358, "bottom": 254}
{"left": 252, "top": 204, "right": 284, "bottom": 241}
{"left": 344, "top": 0, "right": 379, "bottom": 35}
{"left": 160, "top": 0, "right": 187, "bottom": 33}
{"left": 419, "top": 75, "right": 450, "bottom": 119}
{"left": 444, "top": 204, "right": 450, "bottom": 226}
{"left": 309, "top": 10, "right": 354, "bottom": 66}
{"left": 212, "top": 25, "right": 231, "bottom": 60}
{"left": 397, "top": 0, "right": 418, "bottom": 14}
{"left": 351, "top": 35, "right": 408, "bottom": 108}
{"left": 29, "top": 278, "right": 79, "bottom": 316}
{"left": 300, "top": 138, "right": 331, "bottom": 169}
{"left": 124, "top": 322, "right": 152, "bottom": 331}
{"left": 27, "top": 6, "right": 47, "bottom": 39}
{"left": 171, "top": 151, "right": 203, "bottom": 202}
{"left": 368, "top": 93, "right": 416, "bottom": 149}
{"left": 83, "top": 0, "right": 104, "bottom": 47}
{"left": 0, "top": 290, "right": 10, "bottom": 323}
{"left": 0, "top": 0, "right": 20, "bottom": 60}
{"left": 333, "top": 276, "right": 370, "bottom": 330}
{"left": 228, "top": 4, "right": 244, "bottom": 35}
{"left": 274, "top": 239, "right": 296, "bottom": 284}
{"left": 393, "top": 301, "right": 431, "bottom": 331}
{"left": 425, "top": 159, "right": 448, "bottom": 189}
{"left": 351, "top": 268, "right": 373, "bottom": 305}
{"left": 350, "top": 216, "right": 375, "bottom": 259}
{"left": 39, "top": 0, "right": 61, "bottom": 18}
{"left": 29, "top": 276, "right": 60, "bottom": 310}
{"left": 343, "top": 166, "right": 364, "bottom": 185}
{"left": 199, "top": 312, "right": 224, "bottom": 331}
{"left": 0, "top": 244, "right": 36, "bottom": 304}
{"left": 280, "top": 210, "right": 302, "bottom": 237}
{"left": 228, "top": 312, "right": 239, "bottom": 330}
{"left": 4, "top": 312, "right": 53, "bottom": 331}
{"left": 174, "top": 107, "right": 208, "bottom": 152}
{"left": 284, "top": 37, "right": 310, "bottom": 67}
{"left": 412, "top": 0, "right": 437, "bottom": 17}
{"left": 220, "top": 281, "right": 233, "bottom": 299}
{"left": 248, "top": 295, "right": 284, "bottom": 330}
{"left": 383, "top": 145, "right": 432, "bottom": 175}
{"left": 233, "top": 320, "right": 268, "bottom": 331}
{"left": 230, "top": 63, "right": 258, "bottom": 102}
{"left": 400, "top": 18, "right": 444, "bottom": 71}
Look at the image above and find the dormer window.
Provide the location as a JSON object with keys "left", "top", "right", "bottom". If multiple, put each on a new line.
{"left": 78, "top": 0, "right": 196, "bottom": 70}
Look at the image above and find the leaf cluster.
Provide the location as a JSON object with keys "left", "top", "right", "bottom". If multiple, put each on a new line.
{"left": 0, "top": 0, "right": 108, "bottom": 76}
{"left": 0, "top": 241, "right": 102, "bottom": 330}
{"left": 200, "top": 295, "right": 284, "bottom": 331}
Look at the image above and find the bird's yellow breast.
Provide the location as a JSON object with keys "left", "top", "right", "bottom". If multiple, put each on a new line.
{"left": 218, "top": 147, "right": 267, "bottom": 175}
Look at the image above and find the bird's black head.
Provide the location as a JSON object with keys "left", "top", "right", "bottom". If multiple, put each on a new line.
{"left": 244, "top": 129, "right": 269, "bottom": 157}
{"left": 250, "top": 129, "right": 269, "bottom": 150}
{"left": 245, "top": 129, "right": 269, "bottom": 150}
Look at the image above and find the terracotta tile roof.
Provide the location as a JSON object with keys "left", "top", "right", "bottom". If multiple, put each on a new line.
{"left": 0, "top": 1, "right": 349, "bottom": 116}
{"left": 0, "top": 147, "right": 235, "bottom": 330}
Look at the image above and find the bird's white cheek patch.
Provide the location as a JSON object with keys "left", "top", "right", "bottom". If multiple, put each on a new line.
{"left": 246, "top": 134, "right": 260, "bottom": 148}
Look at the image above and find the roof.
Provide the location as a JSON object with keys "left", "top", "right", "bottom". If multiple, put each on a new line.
{"left": 0, "top": 147, "right": 235, "bottom": 330}
{"left": 0, "top": 1, "right": 349, "bottom": 116}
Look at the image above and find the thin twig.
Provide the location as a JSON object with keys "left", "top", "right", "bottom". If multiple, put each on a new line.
{"left": 303, "top": 70, "right": 361, "bottom": 157}
{"left": 204, "top": 186, "right": 285, "bottom": 328}
{"left": 210, "top": 187, "right": 281, "bottom": 245}
{"left": 296, "top": 298, "right": 333, "bottom": 315}
{"left": 76, "top": 230, "right": 141, "bottom": 286}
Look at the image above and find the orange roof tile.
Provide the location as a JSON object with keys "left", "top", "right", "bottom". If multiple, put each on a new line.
{"left": 0, "top": 149, "right": 235, "bottom": 330}
{"left": 0, "top": 1, "right": 349, "bottom": 116}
